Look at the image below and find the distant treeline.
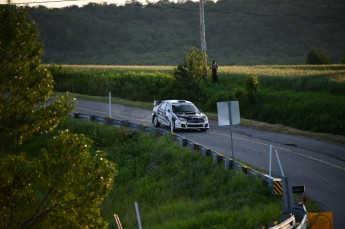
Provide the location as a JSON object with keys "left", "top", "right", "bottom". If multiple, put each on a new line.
{"left": 28, "top": 0, "right": 345, "bottom": 65}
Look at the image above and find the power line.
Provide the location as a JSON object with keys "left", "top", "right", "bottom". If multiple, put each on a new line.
{"left": 145, "top": 3, "right": 345, "bottom": 20}
{"left": 8, "top": 0, "right": 345, "bottom": 20}
{"left": 12, "top": 0, "right": 85, "bottom": 4}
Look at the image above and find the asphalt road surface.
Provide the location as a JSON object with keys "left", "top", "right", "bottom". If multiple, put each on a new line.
{"left": 75, "top": 99, "right": 345, "bottom": 228}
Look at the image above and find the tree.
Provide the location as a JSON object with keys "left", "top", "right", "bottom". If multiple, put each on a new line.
{"left": 0, "top": 5, "right": 73, "bottom": 147}
{"left": 306, "top": 48, "right": 320, "bottom": 64}
{"left": 0, "top": 5, "right": 117, "bottom": 228}
{"left": 172, "top": 47, "right": 208, "bottom": 103}
{"left": 306, "top": 48, "right": 331, "bottom": 65}
{"left": 174, "top": 47, "right": 207, "bottom": 82}
{"left": 319, "top": 50, "right": 331, "bottom": 64}
{"left": 0, "top": 131, "right": 116, "bottom": 228}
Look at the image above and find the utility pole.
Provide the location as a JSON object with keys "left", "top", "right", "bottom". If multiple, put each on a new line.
{"left": 199, "top": 0, "right": 208, "bottom": 76}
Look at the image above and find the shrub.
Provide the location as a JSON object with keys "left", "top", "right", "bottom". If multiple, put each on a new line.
{"left": 245, "top": 75, "right": 260, "bottom": 104}
{"left": 204, "top": 90, "right": 235, "bottom": 112}
{"left": 306, "top": 48, "right": 331, "bottom": 65}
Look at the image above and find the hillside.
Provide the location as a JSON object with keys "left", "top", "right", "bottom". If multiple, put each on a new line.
{"left": 28, "top": 0, "right": 345, "bottom": 65}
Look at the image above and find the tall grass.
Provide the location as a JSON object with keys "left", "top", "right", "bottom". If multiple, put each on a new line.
{"left": 60, "top": 119, "right": 283, "bottom": 229}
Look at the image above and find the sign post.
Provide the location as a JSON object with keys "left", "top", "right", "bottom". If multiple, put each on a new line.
{"left": 217, "top": 101, "right": 240, "bottom": 170}
{"left": 109, "top": 92, "right": 112, "bottom": 118}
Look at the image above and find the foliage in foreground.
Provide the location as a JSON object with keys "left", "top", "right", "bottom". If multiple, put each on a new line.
{"left": 0, "top": 5, "right": 117, "bottom": 228}
{"left": 62, "top": 119, "right": 283, "bottom": 229}
{"left": 0, "top": 131, "right": 116, "bottom": 228}
{"left": 0, "top": 5, "right": 73, "bottom": 146}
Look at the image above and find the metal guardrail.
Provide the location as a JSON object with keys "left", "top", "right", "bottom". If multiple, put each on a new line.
{"left": 71, "top": 112, "right": 308, "bottom": 229}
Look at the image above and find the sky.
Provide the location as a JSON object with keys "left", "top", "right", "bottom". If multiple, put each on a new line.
{"left": 2, "top": 0, "right": 206, "bottom": 8}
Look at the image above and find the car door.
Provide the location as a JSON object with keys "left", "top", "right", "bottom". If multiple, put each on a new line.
{"left": 157, "top": 102, "right": 168, "bottom": 125}
{"left": 165, "top": 102, "right": 173, "bottom": 125}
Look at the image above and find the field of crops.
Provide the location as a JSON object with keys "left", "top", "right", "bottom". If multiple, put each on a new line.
{"left": 56, "top": 64, "right": 175, "bottom": 73}
{"left": 50, "top": 64, "right": 345, "bottom": 136}
{"left": 220, "top": 65, "right": 345, "bottom": 94}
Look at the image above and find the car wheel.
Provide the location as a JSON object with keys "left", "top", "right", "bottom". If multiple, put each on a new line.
{"left": 153, "top": 115, "right": 160, "bottom": 127}
{"left": 200, "top": 128, "right": 207, "bottom": 132}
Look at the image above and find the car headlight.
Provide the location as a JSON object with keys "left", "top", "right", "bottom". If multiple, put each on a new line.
{"left": 178, "top": 117, "right": 187, "bottom": 122}
{"left": 203, "top": 115, "right": 208, "bottom": 122}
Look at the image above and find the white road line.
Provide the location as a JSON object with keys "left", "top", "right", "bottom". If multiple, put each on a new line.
{"left": 210, "top": 131, "right": 345, "bottom": 172}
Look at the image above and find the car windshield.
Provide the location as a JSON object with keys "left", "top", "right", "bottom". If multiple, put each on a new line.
{"left": 172, "top": 104, "right": 199, "bottom": 113}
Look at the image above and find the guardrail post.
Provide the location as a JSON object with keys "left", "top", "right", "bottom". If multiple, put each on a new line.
{"left": 189, "top": 142, "right": 200, "bottom": 151}
{"left": 138, "top": 124, "right": 146, "bottom": 132}
{"left": 104, "top": 117, "right": 113, "bottom": 126}
{"left": 120, "top": 120, "right": 129, "bottom": 127}
{"left": 291, "top": 185, "right": 307, "bottom": 223}
{"left": 89, "top": 115, "right": 96, "bottom": 122}
{"left": 178, "top": 138, "right": 187, "bottom": 147}
{"left": 242, "top": 166, "right": 248, "bottom": 175}
{"left": 282, "top": 177, "right": 294, "bottom": 214}
{"left": 201, "top": 148, "right": 211, "bottom": 157}
{"left": 151, "top": 128, "right": 160, "bottom": 138}
{"left": 212, "top": 152, "right": 222, "bottom": 163}
{"left": 224, "top": 158, "right": 234, "bottom": 170}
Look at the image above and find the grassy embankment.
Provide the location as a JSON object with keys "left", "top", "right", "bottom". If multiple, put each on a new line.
{"left": 61, "top": 119, "right": 283, "bottom": 229}
{"left": 51, "top": 64, "right": 345, "bottom": 144}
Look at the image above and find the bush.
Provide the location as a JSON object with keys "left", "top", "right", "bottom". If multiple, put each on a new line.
{"left": 306, "top": 48, "right": 331, "bottom": 65}
{"left": 204, "top": 90, "right": 235, "bottom": 112}
{"left": 245, "top": 75, "right": 260, "bottom": 104}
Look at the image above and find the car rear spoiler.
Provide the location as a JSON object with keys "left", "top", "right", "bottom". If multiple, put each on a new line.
{"left": 153, "top": 100, "right": 162, "bottom": 106}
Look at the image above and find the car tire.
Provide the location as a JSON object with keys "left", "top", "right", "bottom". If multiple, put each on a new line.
{"left": 200, "top": 128, "right": 207, "bottom": 132}
{"left": 153, "top": 115, "right": 160, "bottom": 127}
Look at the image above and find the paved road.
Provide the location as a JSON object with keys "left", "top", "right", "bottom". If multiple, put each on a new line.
{"left": 75, "top": 99, "right": 345, "bottom": 228}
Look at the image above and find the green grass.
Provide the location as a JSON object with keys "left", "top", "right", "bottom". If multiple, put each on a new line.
{"left": 60, "top": 119, "right": 283, "bottom": 229}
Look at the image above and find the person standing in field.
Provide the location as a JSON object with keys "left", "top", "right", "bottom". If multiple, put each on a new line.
{"left": 211, "top": 60, "right": 218, "bottom": 83}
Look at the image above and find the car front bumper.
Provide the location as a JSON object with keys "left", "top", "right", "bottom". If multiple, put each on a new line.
{"left": 174, "top": 120, "right": 209, "bottom": 130}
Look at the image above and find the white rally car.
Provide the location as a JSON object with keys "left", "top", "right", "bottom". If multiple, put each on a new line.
{"left": 152, "top": 100, "right": 209, "bottom": 132}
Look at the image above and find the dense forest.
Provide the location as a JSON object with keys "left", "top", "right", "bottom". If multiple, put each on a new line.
{"left": 27, "top": 0, "right": 345, "bottom": 65}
